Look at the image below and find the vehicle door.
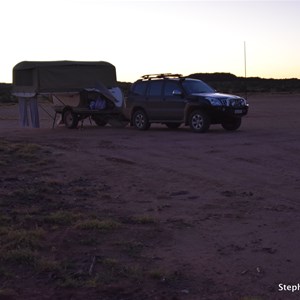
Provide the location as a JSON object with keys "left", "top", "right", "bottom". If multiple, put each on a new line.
{"left": 146, "top": 80, "right": 165, "bottom": 120}
{"left": 162, "top": 81, "right": 186, "bottom": 121}
{"left": 128, "top": 81, "right": 148, "bottom": 108}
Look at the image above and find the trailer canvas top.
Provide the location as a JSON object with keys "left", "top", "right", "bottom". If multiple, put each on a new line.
{"left": 12, "top": 61, "right": 117, "bottom": 96}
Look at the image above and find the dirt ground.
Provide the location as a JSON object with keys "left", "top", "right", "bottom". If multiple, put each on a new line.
{"left": 0, "top": 93, "right": 300, "bottom": 300}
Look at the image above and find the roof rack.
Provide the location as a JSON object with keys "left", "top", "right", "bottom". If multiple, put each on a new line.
{"left": 141, "top": 73, "right": 183, "bottom": 80}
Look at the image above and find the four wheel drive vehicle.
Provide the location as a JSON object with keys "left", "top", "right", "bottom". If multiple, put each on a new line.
{"left": 124, "top": 73, "right": 249, "bottom": 133}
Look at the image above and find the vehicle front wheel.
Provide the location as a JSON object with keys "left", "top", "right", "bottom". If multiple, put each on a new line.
{"left": 132, "top": 110, "right": 150, "bottom": 130}
{"left": 221, "top": 118, "right": 242, "bottom": 131}
{"left": 63, "top": 109, "right": 78, "bottom": 129}
{"left": 189, "top": 110, "right": 210, "bottom": 133}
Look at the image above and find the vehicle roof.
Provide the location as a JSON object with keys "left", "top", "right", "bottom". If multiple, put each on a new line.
{"left": 134, "top": 77, "right": 199, "bottom": 84}
{"left": 140, "top": 73, "right": 183, "bottom": 80}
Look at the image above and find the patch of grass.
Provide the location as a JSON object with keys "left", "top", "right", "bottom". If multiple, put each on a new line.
{"left": 0, "top": 227, "right": 45, "bottom": 270}
{"left": 57, "top": 276, "right": 83, "bottom": 288}
{"left": 166, "top": 218, "right": 193, "bottom": 228}
{"left": 0, "top": 266, "right": 14, "bottom": 278}
{"left": 0, "top": 214, "right": 11, "bottom": 225}
{"left": 44, "top": 211, "right": 81, "bottom": 226}
{"left": 102, "top": 257, "right": 119, "bottom": 267}
{"left": 124, "top": 265, "right": 143, "bottom": 281}
{"left": 128, "top": 215, "right": 158, "bottom": 224}
{"left": 0, "top": 248, "right": 38, "bottom": 265}
{"left": 0, "top": 288, "right": 18, "bottom": 298}
{"left": 9, "top": 186, "right": 42, "bottom": 203}
{"left": 116, "top": 240, "right": 145, "bottom": 257}
{"left": 14, "top": 143, "right": 41, "bottom": 159}
{"left": 148, "top": 269, "right": 166, "bottom": 280}
{"left": 0, "top": 226, "right": 9, "bottom": 235}
{"left": 33, "top": 159, "right": 54, "bottom": 167}
{"left": 0, "top": 159, "right": 8, "bottom": 166}
{"left": 72, "top": 187, "right": 91, "bottom": 197}
{"left": 53, "top": 257, "right": 141, "bottom": 289}
{"left": 78, "top": 237, "right": 100, "bottom": 246}
{"left": 0, "top": 140, "right": 12, "bottom": 152}
{"left": 148, "top": 269, "right": 183, "bottom": 284}
{"left": 76, "top": 219, "right": 120, "bottom": 231}
{"left": 0, "top": 141, "right": 53, "bottom": 172}
{"left": 94, "top": 257, "right": 142, "bottom": 284}
{"left": 3, "top": 228, "right": 45, "bottom": 250}
{"left": 35, "top": 258, "right": 62, "bottom": 273}
{"left": 28, "top": 182, "right": 58, "bottom": 195}
{"left": 84, "top": 278, "right": 99, "bottom": 288}
{"left": 0, "top": 138, "right": 179, "bottom": 296}
{"left": 0, "top": 140, "right": 41, "bottom": 160}
{"left": 6, "top": 181, "right": 61, "bottom": 206}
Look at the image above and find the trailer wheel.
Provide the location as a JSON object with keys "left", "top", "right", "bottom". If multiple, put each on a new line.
{"left": 63, "top": 109, "right": 78, "bottom": 129}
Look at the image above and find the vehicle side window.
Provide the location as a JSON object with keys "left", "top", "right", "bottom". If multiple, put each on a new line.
{"left": 132, "top": 81, "right": 147, "bottom": 96}
{"left": 147, "top": 80, "right": 163, "bottom": 97}
{"left": 164, "top": 81, "right": 182, "bottom": 97}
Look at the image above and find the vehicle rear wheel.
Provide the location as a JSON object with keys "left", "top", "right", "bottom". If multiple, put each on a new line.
{"left": 165, "top": 123, "right": 181, "bottom": 129}
{"left": 221, "top": 117, "right": 242, "bottom": 131}
{"left": 63, "top": 109, "right": 78, "bottom": 129}
{"left": 132, "top": 110, "right": 150, "bottom": 130}
{"left": 189, "top": 110, "right": 210, "bottom": 133}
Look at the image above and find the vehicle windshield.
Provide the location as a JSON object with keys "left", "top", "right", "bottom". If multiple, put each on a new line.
{"left": 182, "top": 79, "right": 215, "bottom": 95}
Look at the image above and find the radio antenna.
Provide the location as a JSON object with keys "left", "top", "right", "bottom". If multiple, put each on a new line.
{"left": 244, "top": 41, "right": 248, "bottom": 100}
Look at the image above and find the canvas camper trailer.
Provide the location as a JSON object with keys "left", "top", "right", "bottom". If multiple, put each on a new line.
{"left": 12, "top": 61, "right": 127, "bottom": 128}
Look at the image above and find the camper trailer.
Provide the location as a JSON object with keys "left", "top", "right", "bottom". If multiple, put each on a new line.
{"left": 12, "top": 61, "right": 127, "bottom": 128}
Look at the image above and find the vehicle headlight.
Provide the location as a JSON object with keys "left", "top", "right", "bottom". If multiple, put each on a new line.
{"left": 205, "top": 97, "right": 222, "bottom": 106}
{"left": 226, "top": 98, "right": 247, "bottom": 107}
{"left": 240, "top": 98, "right": 247, "bottom": 106}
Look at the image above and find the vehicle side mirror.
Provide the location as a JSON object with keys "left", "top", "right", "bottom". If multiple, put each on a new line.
{"left": 172, "top": 90, "right": 182, "bottom": 96}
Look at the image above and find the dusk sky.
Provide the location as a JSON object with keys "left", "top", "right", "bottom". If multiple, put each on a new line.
{"left": 1, "top": 0, "right": 300, "bottom": 83}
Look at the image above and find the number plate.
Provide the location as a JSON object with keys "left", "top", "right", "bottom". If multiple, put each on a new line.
{"left": 235, "top": 109, "right": 243, "bottom": 114}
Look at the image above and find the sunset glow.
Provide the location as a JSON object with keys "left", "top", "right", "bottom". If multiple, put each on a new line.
{"left": 1, "top": 0, "right": 299, "bottom": 83}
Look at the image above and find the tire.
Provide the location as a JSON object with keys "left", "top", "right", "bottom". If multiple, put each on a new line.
{"left": 132, "top": 110, "right": 150, "bottom": 130}
{"left": 221, "top": 118, "right": 242, "bottom": 131}
{"left": 63, "top": 109, "right": 78, "bottom": 129}
{"left": 165, "top": 123, "right": 181, "bottom": 129}
{"left": 189, "top": 110, "right": 210, "bottom": 133}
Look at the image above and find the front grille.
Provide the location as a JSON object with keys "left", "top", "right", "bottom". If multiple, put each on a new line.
{"left": 219, "top": 98, "right": 245, "bottom": 107}
{"left": 219, "top": 99, "right": 228, "bottom": 106}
